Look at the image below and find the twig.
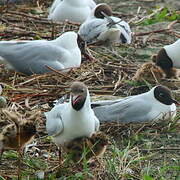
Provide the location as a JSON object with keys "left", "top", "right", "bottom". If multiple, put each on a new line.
{"left": 134, "top": 29, "right": 169, "bottom": 36}
{"left": 150, "top": 68, "right": 159, "bottom": 84}
{"left": 45, "top": 65, "right": 76, "bottom": 81}
{"left": 134, "top": 20, "right": 180, "bottom": 36}
{"left": 6, "top": 11, "right": 80, "bottom": 26}
{"left": 140, "top": 147, "right": 180, "bottom": 151}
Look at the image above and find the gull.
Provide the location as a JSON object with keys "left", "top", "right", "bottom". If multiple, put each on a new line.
{"left": 0, "top": 31, "right": 86, "bottom": 75}
{"left": 48, "top": 0, "right": 96, "bottom": 23}
{"left": 45, "top": 82, "right": 99, "bottom": 160}
{"left": 78, "top": 3, "right": 132, "bottom": 45}
{"left": 153, "top": 39, "right": 180, "bottom": 78}
{"left": 91, "top": 85, "right": 179, "bottom": 123}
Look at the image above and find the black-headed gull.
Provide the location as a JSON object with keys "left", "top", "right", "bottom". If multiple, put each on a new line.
{"left": 48, "top": 0, "right": 96, "bottom": 23}
{"left": 91, "top": 85, "right": 179, "bottom": 123}
{"left": 153, "top": 39, "right": 180, "bottom": 78}
{"left": 0, "top": 31, "right": 85, "bottom": 75}
{"left": 78, "top": 3, "right": 132, "bottom": 45}
{"left": 45, "top": 82, "right": 99, "bottom": 148}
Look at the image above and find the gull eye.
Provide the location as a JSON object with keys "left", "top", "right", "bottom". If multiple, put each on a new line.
{"left": 80, "top": 89, "right": 84, "bottom": 93}
{"left": 159, "top": 93, "right": 165, "bottom": 98}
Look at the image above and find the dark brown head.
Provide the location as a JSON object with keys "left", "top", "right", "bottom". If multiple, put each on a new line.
{"left": 154, "top": 86, "right": 179, "bottom": 106}
{"left": 21, "top": 122, "right": 36, "bottom": 136}
{"left": 94, "top": 3, "right": 112, "bottom": 19}
{"left": 153, "top": 48, "right": 173, "bottom": 77}
{"left": 70, "top": 82, "right": 88, "bottom": 111}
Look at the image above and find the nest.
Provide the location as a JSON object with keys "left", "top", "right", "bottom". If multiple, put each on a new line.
{"left": 0, "top": 1, "right": 180, "bottom": 178}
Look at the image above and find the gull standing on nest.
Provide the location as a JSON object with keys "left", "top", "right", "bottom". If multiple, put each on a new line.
{"left": 78, "top": 3, "right": 132, "bottom": 45}
{"left": 48, "top": 0, "right": 96, "bottom": 23}
{"left": 45, "top": 82, "right": 99, "bottom": 162}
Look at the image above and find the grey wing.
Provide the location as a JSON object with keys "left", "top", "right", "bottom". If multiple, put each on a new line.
{"left": 0, "top": 40, "right": 65, "bottom": 75}
{"left": 93, "top": 98, "right": 152, "bottom": 123}
{"left": 53, "top": 94, "right": 68, "bottom": 106}
{"left": 117, "top": 21, "right": 132, "bottom": 44}
{"left": 91, "top": 96, "right": 133, "bottom": 108}
{"left": 45, "top": 104, "right": 66, "bottom": 136}
{"left": 109, "top": 16, "right": 132, "bottom": 44}
{"left": 78, "top": 19, "right": 107, "bottom": 43}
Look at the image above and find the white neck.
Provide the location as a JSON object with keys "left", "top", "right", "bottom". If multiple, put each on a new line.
{"left": 54, "top": 32, "right": 78, "bottom": 49}
{"left": 65, "top": 0, "right": 88, "bottom": 6}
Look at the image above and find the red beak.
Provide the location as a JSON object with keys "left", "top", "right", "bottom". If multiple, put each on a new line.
{"left": 72, "top": 95, "right": 81, "bottom": 106}
{"left": 173, "top": 99, "right": 180, "bottom": 106}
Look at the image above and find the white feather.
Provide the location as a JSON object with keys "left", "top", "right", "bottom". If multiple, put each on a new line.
{"left": 45, "top": 88, "right": 99, "bottom": 146}
{"left": 78, "top": 4, "right": 132, "bottom": 44}
{"left": 0, "top": 31, "right": 81, "bottom": 75}
{"left": 48, "top": 0, "right": 96, "bottom": 23}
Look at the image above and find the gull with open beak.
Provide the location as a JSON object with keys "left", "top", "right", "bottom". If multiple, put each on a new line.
{"left": 45, "top": 82, "right": 99, "bottom": 161}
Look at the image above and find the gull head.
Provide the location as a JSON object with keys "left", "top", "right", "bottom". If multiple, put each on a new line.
{"left": 93, "top": 3, "right": 112, "bottom": 19}
{"left": 152, "top": 48, "right": 173, "bottom": 78}
{"left": 70, "top": 82, "right": 88, "bottom": 111}
{"left": 153, "top": 86, "right": 179, "bottom": 106}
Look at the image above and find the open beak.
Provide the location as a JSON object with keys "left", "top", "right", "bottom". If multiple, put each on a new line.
{"left": 172, "top": 99, "right": 180, "bottom": 106}
{"left": 72, "top": 95, "right": 81, "bottom": 106}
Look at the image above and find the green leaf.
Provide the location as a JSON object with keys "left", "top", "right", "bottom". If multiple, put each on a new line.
{"left": 155, "top": 8, "right": 167, "bottom": 20}
{"left": 143, "top": 174, "right": 154, "bottom": 180}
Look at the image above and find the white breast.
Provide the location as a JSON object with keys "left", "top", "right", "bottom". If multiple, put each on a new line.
{"left": 53, "top": 107, "right": 96, "bottom": 146}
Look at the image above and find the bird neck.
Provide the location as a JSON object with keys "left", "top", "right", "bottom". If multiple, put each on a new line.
{"left": 65, "top": 0, "right": 87, "bottom": 6}
{"left": 54, "top": 33, "right": 78, "bottom": 49}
